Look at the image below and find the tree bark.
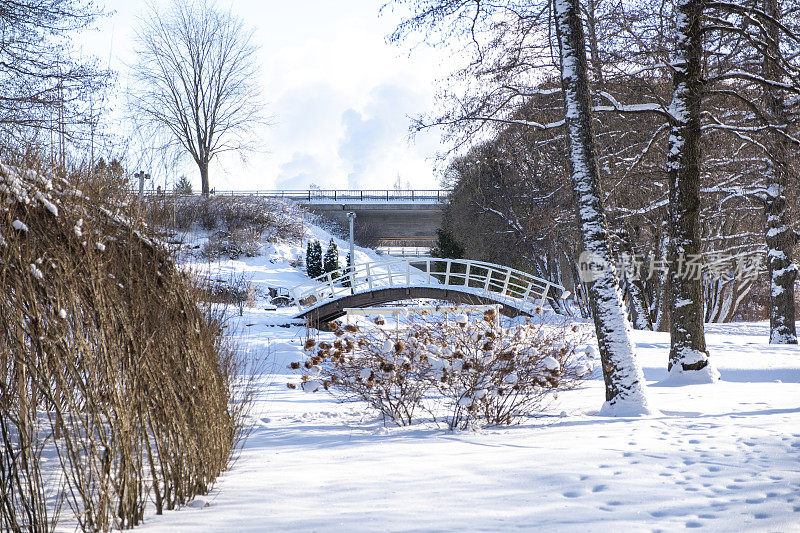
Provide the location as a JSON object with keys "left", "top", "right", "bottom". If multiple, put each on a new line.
{"left": 654, "top": 223, "right": 671, "bottom": 332}
{"left": 762, "top": 0, "right": 798, "bottom": 344}
{"left": 619, "top": 229, "right": 653, "bottom": 330}
{"left": 665, "top": 0, "right": 717, "bottom": 380}
{"left": 200, "top": 161, "right": 210, "bottom": 197}
{"left": 553, "top": 0, "right": 650, "bottom": 414}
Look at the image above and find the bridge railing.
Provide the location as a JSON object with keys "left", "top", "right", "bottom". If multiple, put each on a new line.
{"left": 137, "top": 189, "right": 450, "bottom": 202}
{"left": 289, "top": 258, "right": 565, "bottom": 314}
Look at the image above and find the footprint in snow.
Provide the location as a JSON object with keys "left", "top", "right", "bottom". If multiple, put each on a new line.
{"left": 592, "top": 484, "right": 608, "bottom": 493}
{"left": 685, "top": 521, "right": 703, "bottom": 528}
{"left": 753, "top": 513, "right": 770, "bottom": 519}
{"left": 562, "top": 491, "right": 582, "bottom": 498}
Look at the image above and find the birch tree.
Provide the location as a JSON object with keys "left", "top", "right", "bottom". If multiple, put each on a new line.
{"left": 130, "top": 0, "right": 263, "bottom": 196}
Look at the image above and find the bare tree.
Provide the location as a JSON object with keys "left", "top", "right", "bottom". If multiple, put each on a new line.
{"left": 130, "top": 0, "right": 263, "bottom": 196}
{"left": 392, "top": 0, "right": 651, "bottom": 414}
{"left": 761, "top": 0, "right": 798, "bottom": 344}
{"left": 0, "top": 0, "right": 108, "bottom": 154}
{"left": 552, "top": 0, "right": 650, "bottom": 413}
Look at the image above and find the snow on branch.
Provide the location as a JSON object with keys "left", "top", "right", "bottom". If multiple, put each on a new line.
{"left": 594, "top": 91, "right": 671, "bottom": 118}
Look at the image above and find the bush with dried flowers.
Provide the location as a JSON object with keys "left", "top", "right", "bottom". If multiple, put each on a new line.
{"left": 290, "top": 310, "right": 592, "bottom": 429}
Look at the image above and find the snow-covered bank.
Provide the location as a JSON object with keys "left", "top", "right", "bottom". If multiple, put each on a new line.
{"left": 138, "top": 230, "right": 800, "bottom": 532}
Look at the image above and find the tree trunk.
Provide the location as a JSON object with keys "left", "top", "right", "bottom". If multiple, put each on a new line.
{"left": 665, "top": 0, "right": 717, "bottom": 381}
{"left": 200, "top": 161, "right": 210, "bottom": 197}
{"left": 654, "top": 223, "right": 671, "bottom": 332}
{"left": 585, "top": 0, "right": 604, "bottom": 86}
{"left": 762, "top": 0, "right": 798, "bottom": 344}
{"left": 620, "top": 230, "right": 653, "bottom": 330}
{"left": 553, "top": 0, "right": 650, "bottom": 414}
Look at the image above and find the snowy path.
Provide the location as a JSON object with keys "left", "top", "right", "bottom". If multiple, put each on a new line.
{"left": 137, "top": 313, "right": 800, "bottom": 532}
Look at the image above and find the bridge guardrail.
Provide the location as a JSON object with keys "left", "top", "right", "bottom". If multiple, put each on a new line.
{"left": 289, "top": 258, "right": 565, "bottom": 315}
{"left": 135, "top": 189, "right": 450, "bottom": 202}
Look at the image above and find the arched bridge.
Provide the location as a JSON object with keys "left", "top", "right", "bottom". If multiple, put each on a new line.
{"left": 289, "top": 258, "right": 568, "bottom": 325}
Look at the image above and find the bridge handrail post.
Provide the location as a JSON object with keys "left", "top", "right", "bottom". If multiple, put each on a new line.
{"left": 464, "top": 262, "right": 471, "bottom": 288}
{"left": 366, "top": 263, "right": 373, "bottom": 290}
{"left": 327, "top": 272, "right": 335, "bottom": 297}
{"left": 539, "top": 283, "right": 551, "bottom": 310}
{"left": 502, "top": 269, "right": 512, "bottom": 295}
{"left": 522, "top": 281, "right": 534, "bottom": 303}
{"left": 483, "top": 267, "right": 493, "bottom": 294}
{"left": 444, "top": 260, "right": 451, "bottom": 286}
{"left": 405, "top": 259, "right": 411, "bottom": 285}
{"left": 426, "top": 259, "right": 432, "bottom": 285}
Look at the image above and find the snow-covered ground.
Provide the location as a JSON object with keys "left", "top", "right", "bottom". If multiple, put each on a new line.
{"left": 140, "top": 227, "right": 800, "bottom": 532}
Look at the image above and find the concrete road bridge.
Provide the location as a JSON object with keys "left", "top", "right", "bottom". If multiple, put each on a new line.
{"left": 281, "top": 189, "right": 447, "bottom": 248}
{"left": 289, "top": 258, "right": 567, "bottom": 325}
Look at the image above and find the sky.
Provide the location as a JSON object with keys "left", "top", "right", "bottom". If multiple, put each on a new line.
{"left": 78, "top": 0, "right": 455, "bottom": 192}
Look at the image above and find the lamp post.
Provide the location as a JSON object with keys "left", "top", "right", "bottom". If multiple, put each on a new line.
{"left": 347, "top": 212, "right": 356, "bottom": 293}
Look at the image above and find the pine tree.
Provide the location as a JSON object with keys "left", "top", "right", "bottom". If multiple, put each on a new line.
{"left": 431, "top": 229, "right": 464, "bottom": 259}
{"left": 306, "top": 240, "right": 323, "bottom": 278}
{"left": 174, "top": 175, "right": 193, "bottom": 194}
{"left": 323, "top": 239, "right": 339, "bottom": 278}
{"left": 342, "top": 252, "right": 352, "bottom": 287}
{"left": 306, "top": 241, "right": 314, "bottom": 277}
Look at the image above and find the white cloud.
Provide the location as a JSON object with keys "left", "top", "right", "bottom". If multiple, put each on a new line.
{"left": 90, "top": 0, "right": 451, "bottom": 191}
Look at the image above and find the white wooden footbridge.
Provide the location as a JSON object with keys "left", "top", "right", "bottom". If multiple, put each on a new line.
{"left": 289, "top": 258, "right": 567, "bottom": 324}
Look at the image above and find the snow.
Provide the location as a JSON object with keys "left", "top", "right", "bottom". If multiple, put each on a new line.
{"left": 29, "top": 263, "right": 43, "bottom": 280}
{"left": 133, "top": 221, "right": 800, "bottom": 532}
{"left": 542, "top": 356, "right": 561, "bottom": 371}
{"left": 12, "top": 219, "right": 28, "bottom": 232}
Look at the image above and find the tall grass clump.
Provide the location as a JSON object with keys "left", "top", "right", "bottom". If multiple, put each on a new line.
{"left": 0, "top": 162, "right": 253, "bottom": 531}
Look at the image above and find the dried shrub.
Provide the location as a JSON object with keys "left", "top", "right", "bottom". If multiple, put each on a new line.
{"left": 202, "top": 227, "right": 262, "bottom": 259}
{"left": 144, "top": 195, "right": 305, "bottom": 244}
{"left": 0, "top": 163, "right": 254, "bottom": 530}
{"left": 199, "top": 274, "right": 255, "bottom": 316}
{"left": 292, "top": 314, "right": 591, "bottom": 429}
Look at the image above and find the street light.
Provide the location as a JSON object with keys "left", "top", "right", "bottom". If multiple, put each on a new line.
{"left": 347, "top": 212, "right": 356, "bottom": 293}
